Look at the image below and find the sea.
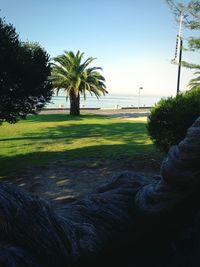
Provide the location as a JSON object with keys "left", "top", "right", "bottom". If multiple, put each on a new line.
{"left": 45, "top": 94, "right": 163, "bottom": 109}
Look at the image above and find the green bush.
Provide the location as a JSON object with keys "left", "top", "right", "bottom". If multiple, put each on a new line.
{"left": 147, "top": 88, "right": 200, "bottom": 152}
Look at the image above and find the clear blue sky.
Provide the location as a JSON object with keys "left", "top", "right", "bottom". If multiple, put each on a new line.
{"left": 1, "top": 0, "right": 199, "bottom": 96}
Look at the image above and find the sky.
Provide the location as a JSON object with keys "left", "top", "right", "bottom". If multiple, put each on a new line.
{"left": 1, "top": 0, "right": 199, "bottom": 97}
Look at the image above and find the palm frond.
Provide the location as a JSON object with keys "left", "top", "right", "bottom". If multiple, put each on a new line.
{"left": 188, "top": 71, "right": 200, "bottom": 89}
{"left": 80, "top": 57, "right": 96, "bottom": 72}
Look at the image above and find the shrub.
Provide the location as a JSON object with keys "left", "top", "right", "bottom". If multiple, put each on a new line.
{"left": 147, "top": 88, "right": 200, "bottom": 152}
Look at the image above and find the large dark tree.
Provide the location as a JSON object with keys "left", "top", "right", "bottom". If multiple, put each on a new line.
{"left": 0, "top": 18, "right": 53, "bottom": 124}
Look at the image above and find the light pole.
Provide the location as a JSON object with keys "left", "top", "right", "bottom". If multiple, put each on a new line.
{"left": 177, "top": 36, "right": 183, "bottom": 94}
{"left": 138, "top": 87, "right": 143, "bottom": 109}
{"left": 176, "top": 12, "right": 184, "bottom": 94}
{"left": 168, "top": 1, "right": 186, "bottom": 95}
{"left": 173, "top": 11, "right": 184, "bottom": 95}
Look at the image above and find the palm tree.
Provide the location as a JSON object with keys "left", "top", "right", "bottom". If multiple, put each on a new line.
{"left": 50, "top": 51, "right": 107, "bottom": 115}
{"left": 189, "top": 71, "right": 200, "bottom": 90}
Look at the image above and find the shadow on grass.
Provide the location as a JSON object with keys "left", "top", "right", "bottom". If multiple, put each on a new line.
{"left": 21, "top": 114, "right": 108, "bottom": 123}
{"left": 0, "top": 145, "right": 162, "bottom": 203}
{"left": 0, "top": 121, "right": 148, "bottom": 144}
{"left": 0, "top": 143, "right": 160, "bottom": 178}
{"left": 0, "top": 114, "right": 161, "bottom": 180}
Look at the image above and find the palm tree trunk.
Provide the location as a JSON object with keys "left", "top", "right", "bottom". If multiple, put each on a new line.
{"left": 69, "top": 91, "right": 80, "bottom": 115}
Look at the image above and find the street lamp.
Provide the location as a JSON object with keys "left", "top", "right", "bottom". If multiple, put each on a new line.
{"left": 138, "top": 87, "right": 143, "bottom": 109}
{"left": 177, "top": 36, "right": 183, "bottom": 94}
{"left": 176, "top": 12, "right": 184, "bottom": 95}
{"left": 172, "top": 10, "right": 184, "bottom": 94}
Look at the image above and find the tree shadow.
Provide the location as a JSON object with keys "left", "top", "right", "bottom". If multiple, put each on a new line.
{"left": 21, "top": 114, "right": 108, "bottom": 123}
{"left": 0, "top": 146, "right": 161, "bottom": 204}
{"left": 0, "top": 115, "right": 162, "bottom": 202}
{"left": 0, "top": 120, "right": 149, "bottom": 144}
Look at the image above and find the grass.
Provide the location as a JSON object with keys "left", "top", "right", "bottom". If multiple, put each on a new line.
{"left": 0, "top": 114, "right": 160, "bottom": 178}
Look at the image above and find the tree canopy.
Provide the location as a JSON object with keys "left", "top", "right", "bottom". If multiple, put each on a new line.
{"left": 0, "top": 18, "right": 53, "bottom": 124}
{"left": 50, "top": 51, "right": 107, "bottom": 115}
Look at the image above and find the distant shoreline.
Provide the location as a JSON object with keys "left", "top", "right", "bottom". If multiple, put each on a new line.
{"left": 47, "top": 94, "right": 161, "bottom": 110}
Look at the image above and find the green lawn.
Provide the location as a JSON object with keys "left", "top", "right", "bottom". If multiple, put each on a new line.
{"left": 0, "top": 114, "right": 159, "bottom": 178}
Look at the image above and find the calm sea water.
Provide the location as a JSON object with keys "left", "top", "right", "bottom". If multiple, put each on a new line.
{"left": 46, "top": 94, "right": 162, "bottom": 109}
